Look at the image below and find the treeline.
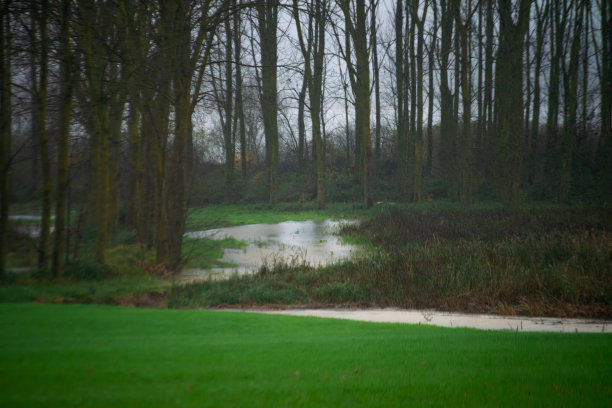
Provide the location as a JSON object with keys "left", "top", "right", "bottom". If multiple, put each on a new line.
{"left": 0, "top": 0, "right": 610, "bottom": 278}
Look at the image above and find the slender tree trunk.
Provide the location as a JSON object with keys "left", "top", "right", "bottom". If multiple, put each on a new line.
{"left": 413, "top": 1, "right": 429, "bottom": 202}
{"left": 297, "top": 76, "right": 307, "bottom": 175}
{"left": 426, "top": 0, "right": 437, "bottom": 178}
{"left": 166, "top": 0, "right": 193, "bottom": 270}
{"left": 234, "top": 3, "right": 247, "bottom": 183}
{"left": 52, "top": 0, "right": 72, "bottom": 278}
{"left": 544, "top": 0, "right": 566, "bottom": 198}
{"left": 484, "top": 0, "right": 493, "bottom": 141}
{"left": 581, "top": 0, "right": 589, "bottom": 139}
{"left": 107, "top": 91, "right": 125, "bottom": 231}
{"left": 371, "top": 0, "right": 381, "bottom": 160}
{"left": 530, "top": 1, "right": 548, "bottom": 185}
{"left": 355, "top": 0, "right": 372, "bottom": 207}
{"left": 35, "top": 0, "right": 52, "bottom": 270}
{"left": 599, "top": 0, "right": 612, "bottom": 199}
{"left": 223, "top": 12, "right": 234, "bottom": 203}
{"left": 258, "top": 0, "right": 280, "bottom": 205}
{"left": 395, "top": 0, "right": 408, "bottom": 196}
{"left": 294, "top": 0, "right": 327, "bottom": 208}
{"left": 0, "top": 0, "right": 11, "bottom": 280}
{"left": 342, "top": 74, "right": 350, "bottom": 172}
{"left": 92, "top": 104, "right": 111, "bottom": 263}
{"left": 476, "top": 0, "right": 483, "bottom": 159}
{"left": 559, "top": 1, "right": 583, "bottom": 202}
{"left": 439, "top": 0, "right": 457, "bottom": 199}
{"left": 524, "top": 16, "right": 531, "bottom": 155}
{"left": 458, "top": 2, "right": 472, "bottom": 207}
{"left": 408, "top": 5, "right": 416, "bottom": 199}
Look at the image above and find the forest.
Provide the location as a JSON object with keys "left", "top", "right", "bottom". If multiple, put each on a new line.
{"left": 0, "top": 0, "right": 610, "bottom": 280}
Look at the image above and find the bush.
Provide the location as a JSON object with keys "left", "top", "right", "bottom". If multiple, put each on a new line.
{"left": 64, "top": 260, "right": 111, "bottom": 281}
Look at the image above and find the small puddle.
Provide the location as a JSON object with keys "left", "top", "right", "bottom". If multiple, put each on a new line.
{"left": 180, "top": 220, "right": 359, "bottom": 281}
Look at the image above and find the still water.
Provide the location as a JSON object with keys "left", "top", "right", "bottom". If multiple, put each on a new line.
{"left": 180, "top": 220, "right": 360, "bottom": 281}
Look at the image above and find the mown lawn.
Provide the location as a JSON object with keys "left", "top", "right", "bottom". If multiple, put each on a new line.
{"left": 1, "top": 304, "right": 610, "bottom": 407}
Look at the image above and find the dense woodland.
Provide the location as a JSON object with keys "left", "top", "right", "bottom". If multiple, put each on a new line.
{"left": 0, "top": 0, "right": 610, "bottom": 278}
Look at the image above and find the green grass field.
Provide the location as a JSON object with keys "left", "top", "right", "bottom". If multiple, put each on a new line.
{"left": 1, "top": 304, "right": 610, "bottom": 407}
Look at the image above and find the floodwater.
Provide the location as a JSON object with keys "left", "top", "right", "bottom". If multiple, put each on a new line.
{"left": 180, "top": 220, "right": 359, "bottom": 281}
{"left": 9, "top": 215, "right": 54, "bottom": 238}
{"left": 251, "top": 308, "right": 611, "bottom": 333}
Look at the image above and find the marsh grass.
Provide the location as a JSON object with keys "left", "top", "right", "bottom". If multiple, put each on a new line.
{"left": 171, "top": 207, "right": 612, "bottom": 317}
{"left": 181, "top": 237, "right": 247, "bottom": 269}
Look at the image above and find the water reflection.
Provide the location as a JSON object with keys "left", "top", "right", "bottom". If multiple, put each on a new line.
{"left": 180, "top": 220, "right": 359, "bottom": 281}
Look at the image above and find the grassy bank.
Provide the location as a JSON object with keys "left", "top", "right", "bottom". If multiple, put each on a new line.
{"left": 184, "top": 202, "right": 398, "bottom": 231}
{"left": 170, "top": 207, "right": 612, "bottom": 318}
{"left": 1, "top": 303, "right": 610, "bottom": 407}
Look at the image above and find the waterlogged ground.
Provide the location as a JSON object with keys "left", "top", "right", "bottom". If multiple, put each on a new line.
{"left": 254, "top": 308, "right": 611, "bottom": 333}
{"left": 8, "top": 214, "right": 54, "bottom": 238}
{"left": 180, "top": 220, "right": 359, "bottom": 280}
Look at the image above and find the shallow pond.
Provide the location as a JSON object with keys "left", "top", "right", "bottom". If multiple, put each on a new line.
{"left": 180, "top": 220, "right": 359, "bottom": 281}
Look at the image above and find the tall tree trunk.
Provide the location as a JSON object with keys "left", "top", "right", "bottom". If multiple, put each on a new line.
{"left": 484, "top": 0, "right": 493, "bottom": 143}
{"left": 408, "top": 3, "right": 416, "bottom": 199}
{"left": 167, "top": 0, "right": 192, "bottom": 270}
{"left": 341, "top": 69, "right": 351, "bottom": 172}
{"left": 78, "top": 0, "right": 114, "bottom": 264}
{"left": 0, "top": 0, "right": 11, "bottom": 280}
{"left": 458, "top": 1, "right": 472, "bottom": 207}
{"left": 338, "top": 0, "right": 372, "bottom": 207}
{"left": 297, "top": 76, "right": 307, "bottom": 175}
{"left": 91, "top": 105, "right": 111, "bottom": 263}
{"left": 599, "top": 0, "right": 612, "bottom": 199}
{"left": 223, "top": 12, "right": 234, "bottom": 203}
{"left": 559, "top": 1, "right": 583, "bottom": 202}
{"left": 293, "top": 0, "right": 327, "bottom": 209}
{"left": 426, "top": 0, "right": 437, "bottom": 178}
{"left": 524, "top": 15, "right": 531, "bottom": 157}
{"left": 581, "top": 0, "right": 589, "bottom": 139}
{"left": 52, "top": 0, "right": 72, "bottom": 278}
{"left": 34, "top": 0, "right": 52, "bottom": 270}
{"left": 258, "top": 0, "right": 280, "bottom": 205}
{"left": 355, "top": 0, "right": 372, "bottom": 207}
{"left": 234, "top": 3, "right": 247, "bottom": 183}
{"left": 544, "top": 0, "right": 567, "bottom": 198}
{"left": 439, "top": 0, "right": 457, "bottom": 199}
{"left": 371, "top": 0, "right": 381, "bottom": 160}
{"left": 530, "top": 1, "right": 548, "bottom": 185}
{"left": 107, "top": 89, "right": 126, "bottom": 232}
{"left": 412, "top": 1, "right": 429, "bottom": 202}
{"left": 476, "top": 0, "right": 483, "bottom": 160}
{"left": 494, "top": 0, "right": 530, "bottom": 206}
{"left": 395, "top": 0, "right": 408, "bottom": 196}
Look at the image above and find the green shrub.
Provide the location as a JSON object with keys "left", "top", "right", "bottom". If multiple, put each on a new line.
{"left": 64, "top": 260, "right": 111, "bottom": 281}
